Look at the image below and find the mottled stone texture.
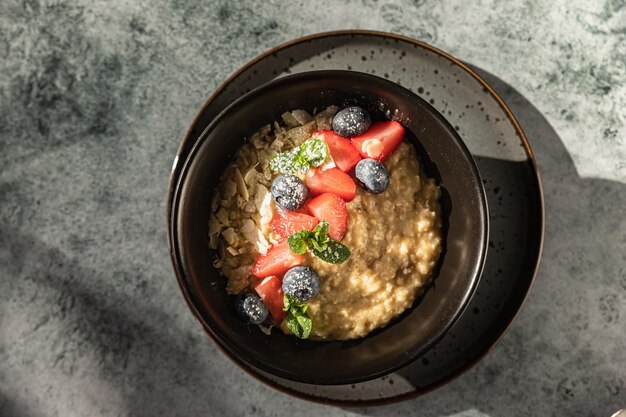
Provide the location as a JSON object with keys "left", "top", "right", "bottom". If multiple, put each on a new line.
{"left": 0, "top": 0, "right": 624, "bottom": 416}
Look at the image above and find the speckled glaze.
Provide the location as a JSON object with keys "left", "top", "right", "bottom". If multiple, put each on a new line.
{"left": 174, "top": 31, "right": 543, "bottom": 404}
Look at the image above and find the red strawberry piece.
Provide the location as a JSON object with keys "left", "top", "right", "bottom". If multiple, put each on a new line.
{"left": 312, "top": 130, "right": 362, "bottom": 172}
{"left": 255, "top": 276, "right": 286, "bottom": 323}
{"left": 270, "top": 209, "right": 319, "bottom": 238}
{"left": 306, "top": 193, "right": 349, "bottom": 240}
{"left": 305, "top": 167, "right": 356, "bottom": 202}
{"left": 252, "top": 240, "right": 305, "bottom": 278}
{"left": 350, "top": 120, "right": 405, "bottom": 161}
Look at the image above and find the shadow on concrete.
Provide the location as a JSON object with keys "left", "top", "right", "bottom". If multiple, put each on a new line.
{"left": 345, "top": 65, "right": 625, "bottom": 416}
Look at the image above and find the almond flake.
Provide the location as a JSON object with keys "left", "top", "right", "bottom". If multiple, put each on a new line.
{"left": 244, "top": 200, "right": 256, "bottom": 213}
{"left": 281, "top": 111, "right": 300, "bottom": 127}
{"left": 233, "top": 168, "right": 249, "bottom": 200}
{"left": 216, "top": 208, "right": 229, "bottom": 225}
{"left": 224, "top": 180, "right": 237, "bottom": 199}
{"left": 244, "top": 167, "right": 259, "bottom": 185}
{"left": 291, "top": 109, "right": 313, "bottom": 125}
{"left": 222, "top": 227, "right": 236, "bottom": 245}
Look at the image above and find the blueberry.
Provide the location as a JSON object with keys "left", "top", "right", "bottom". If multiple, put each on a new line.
{"left": 355, "top": 159, "right": 390, "bottom": 194}
{"left": 271, "top": 174, "right": 308, "bottom": 211}
{"left": 332, "top": 106, "right": 371, "bottom": 137}
{"left": 282, "top": 266, "right": 320, "bottom": 302}
{"left": 236, "top": 293, "right": 268, "bottom": 324}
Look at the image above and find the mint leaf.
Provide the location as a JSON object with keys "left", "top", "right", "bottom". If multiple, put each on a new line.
{"left": 287, "top": 220, "right": 350, "bottom": 264}
{"left": 283, "top": 293, "right": 293, "bottom": 311}
{"left": 308, "top": 238, "right": 327, "bottom": 253}
{"left": 287, "top": 230, "right": 310, "bottom": 255}
{"left": 313, "top": 221, "right": 329, "bottom": 241}
{"left": 312, "top": 239, "right": 351, "bottom": 264}
{"left": 298, "top": 139, "right": 328, "bottom": 167}
{"left": 295, "top": 314, "right": 312, "bottom": 338}
{"left": 269, "top": 139, "right": 328, "bottom": 175}
{"left": 283, "top": 294, "right": 312, "bottom": 339}
{"left": 269, "top": 152, "right": 297, "bottom": 175}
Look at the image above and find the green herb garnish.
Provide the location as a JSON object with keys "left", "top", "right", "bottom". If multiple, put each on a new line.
{"left": 312, "top": 239, "right": 352, "bottom": 264}
{"left": 287, "top": 221, "right": 351, "bottom": 264}
{"left": 269, "top": 139, "right": 328, "bottom": 175}
{"left": 297, "top": 139, "right": 328, "bottom": 167}
{"left": 283, "top": 294, "right": 312, "bottom": 339}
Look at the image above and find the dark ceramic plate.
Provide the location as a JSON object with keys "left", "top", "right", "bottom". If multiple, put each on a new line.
{"left": 168, "top": 70, "right": 488, "bottom": 385}
{"left": 167, "top": 30, "right": 544, "bottom": 405}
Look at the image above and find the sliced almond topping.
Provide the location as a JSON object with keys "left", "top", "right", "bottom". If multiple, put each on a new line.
{"left": 236, "top": 152, "right": 248, "bottom": 168}
{"left": 211, "top": 191, "right": 221, "bottom": 212}
{"left": 254, "top": 184, "right": 269, "bottom": 210}
{"left": 255, "top": 228, "right": 270, "bottom": 253}
{"left": 286, "top": 126, "right": 310, "bottom": 145}
{"left": 244, "top": 167, "right": 259, "bottom": 185}
{"left": 269, "top": 138, "right": 284, "bottom": 151}
{"left": 216, "top": 208, "right": 229, "bottom": 225}
{"left": 291, "top": 109, "right": 313, "bottom": 125}
{"left": 233, "top": 168, "right": 249, "bottom": 200}
{"left": 281, "top": 111, "right": 300, "bottom": 127}
{"left": 314, "top": 105, "right": 339, "bottom": 129}
{"left": 244, "top": 200, "right": 256, "bottom": 213}
{"left": 209, "top": 233, "right": 218, "bottom": 250}
{"left": 258, "top": 191, "right": 273, "bottom": 223}
{"left": 224, "top": 180, "right": 237, "bottom": 199}
{"left": 221, "top": 227, "right": 236, "bottom": 245}
{"left": 251, "top": 134, "right": 265, "bottom": 149}
{"left": 240, "top": 219, "right": 256, "bottom": 242}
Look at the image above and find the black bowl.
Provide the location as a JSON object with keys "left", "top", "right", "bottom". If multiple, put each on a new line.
{"left": 167, "top": 70, "right": 488, "bottom": 385}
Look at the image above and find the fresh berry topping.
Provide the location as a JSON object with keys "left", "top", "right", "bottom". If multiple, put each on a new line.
{"left": 332, "top": 106, "right": 371, "bottom": 138}
{"left": 270, "top": 209, "right": 320, "bottom": 237}
{"left": 312, "top": 130, "right": 362, "bottom": 172}
{"left": 282, "top": 266, "right": 321, "bottom": 302}
{"left": 355, "top": 159, "right": 390, "bottom": 194}
{"left": 271, "top": 174, "right": 308, "bottom": 211}
{"left": 252, "top": 240, "right": 306, "bottom": 278}
{"left": 306, "top": 193, "right": 348, "bottom": 240}
{"left": 305, "top": 167, "right": 357, "bottom": 202}
{"left": 236, "top": 293, "right": 269, "bottom": 324}
{"left": 270, "top": 209, "right": 319, "bottom": 238}
{"left": 350, "top": 120, "right": 405, "bottom": 161}
{"left": 255, "top": 276, "right": 286, "bottom": 323}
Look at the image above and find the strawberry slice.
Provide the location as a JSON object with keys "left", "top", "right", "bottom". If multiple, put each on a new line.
{"left": 252, "top": 240, "right": 305, "bottom": 278}
{"left": 306, "top": 193, "right": 349, "bottom": 241}
{"left": 270, "top": 209, "right": 319, "bottom": 238}
{"left": 305, "top": 167, "right": 356, "bottom": 202}
{"left": 350, "top": 121, "right": 405, "bottom": 161}
{"left": 312, "top": 130, "right": 362, "bottom": 172}
{"left": 255, "top": 276, "right": 286, "bottom": 323}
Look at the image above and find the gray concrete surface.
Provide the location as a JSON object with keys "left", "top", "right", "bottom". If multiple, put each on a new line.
{"left": 0, "top": 0, "right": 624, "bottom": 416}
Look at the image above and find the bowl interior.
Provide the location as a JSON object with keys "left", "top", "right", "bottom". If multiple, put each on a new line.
{"left": 169, "top": 71, "right": 488, "bottom": 385}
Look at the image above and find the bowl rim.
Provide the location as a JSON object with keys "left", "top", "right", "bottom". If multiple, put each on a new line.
{"left": 167, "top": 68, "right": 490, "bottom": 385}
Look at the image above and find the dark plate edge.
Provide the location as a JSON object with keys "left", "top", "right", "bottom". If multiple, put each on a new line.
{"left": 165, "top": 29, "right": 545, "bottom": 407}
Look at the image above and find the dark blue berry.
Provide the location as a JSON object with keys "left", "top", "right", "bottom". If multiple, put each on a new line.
{"left": 332, "top": 106, "right": 371, "bottom": 137}
{"left": 282, "top": 266, "right": 320, "bottom": 302}
{"left": 271, "top": 174, "right": 308, "bottom": 211}
{"left": 236, "top": 293, "right": 268, "bottom": 324}
{"left": 355, "top": 159, "right": 390, "bottom": 194}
